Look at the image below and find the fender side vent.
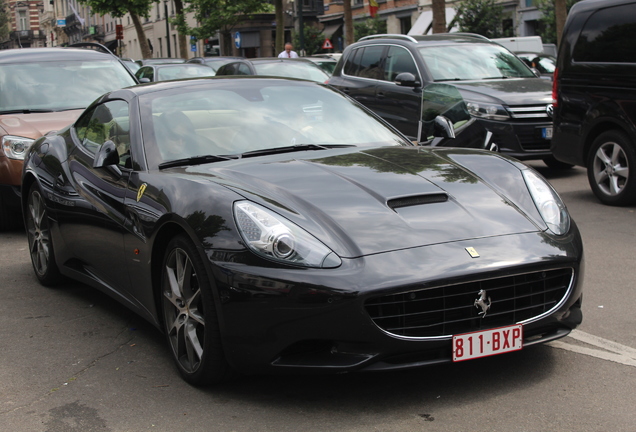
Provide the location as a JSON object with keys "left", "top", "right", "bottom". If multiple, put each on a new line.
{"left": 388, "top": 193, "right": 448, "bottom": 210}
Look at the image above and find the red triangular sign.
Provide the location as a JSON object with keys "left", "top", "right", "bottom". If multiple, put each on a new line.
{"left": 322, "top": 39, "right": 333, "bottom": 50}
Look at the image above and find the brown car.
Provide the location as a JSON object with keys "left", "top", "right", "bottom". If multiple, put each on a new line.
{"left": 0, "top": 46, "right": 138, "bottom": 230}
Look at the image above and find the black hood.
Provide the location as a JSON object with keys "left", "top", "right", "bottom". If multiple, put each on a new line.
{"left": 454, "top": 78, "right": 553, "bottom": 106}
{"left": 184, "top": 147, "right": 539, "bottom": 258}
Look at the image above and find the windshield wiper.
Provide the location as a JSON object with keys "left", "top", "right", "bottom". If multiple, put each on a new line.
{"left": 158, "top": 154, "right": 238, "bottom": 169}
{"left": 434, "top": 78, "right": 463, "bottom": 82}
{"left": 482, "top": 76, "right": 510, "bottom": 80}
{"left": 238, "top": 144, "right": 355, "bottom": 159}
{"left": 0, "top": 109, "right": 56, "bottom": 114}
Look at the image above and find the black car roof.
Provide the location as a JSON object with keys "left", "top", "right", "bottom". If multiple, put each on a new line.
{"left": 0, "top": 47, "right": 119, "bottom": 63}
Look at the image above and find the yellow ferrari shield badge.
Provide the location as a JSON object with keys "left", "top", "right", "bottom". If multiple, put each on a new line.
{"left": 465, "top": 247, "right": 480, "bottom": 258}
{"left": 136, "top": 183, "right": 147, "bottom": 202}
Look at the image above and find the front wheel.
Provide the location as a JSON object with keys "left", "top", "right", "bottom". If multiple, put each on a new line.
{"left": 160, "top": 235, "right": 232, "bottom": 385}
{"left": 587, "top": 130, "right": 636, "bottom": 206}
{"left": 26, "top": 183, "right": 62, "bottom": 286}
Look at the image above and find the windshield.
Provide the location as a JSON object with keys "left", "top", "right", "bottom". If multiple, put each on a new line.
{"left": 140, "top": 80, "right": 409, "bottom": 166}
{"left": 157, "top": 65, "right": 216, "bottom": 81}
{"left": 253, "top": 62, "right": 330, "bottom": 82}
{"left": 0, "top": 59, "right": 137, "bottom": 112}
{"left": 418, "top": 44, "right": 536, "bottom": 81}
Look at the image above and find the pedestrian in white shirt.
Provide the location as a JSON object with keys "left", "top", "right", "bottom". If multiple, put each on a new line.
{"left": 278, "top": 43, "right": 299, "bottom": 58}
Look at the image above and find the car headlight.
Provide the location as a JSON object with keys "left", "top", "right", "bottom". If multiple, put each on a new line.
{"left": 234, "top": 201, "right": 342, "bottom": 268}
{"left": 465, "top": 101, "right": 510, "bottom": 121}
{"left": 2, "top": 135, "right": 35, "bottom": 160}
{"left": 522, "top": 169, "right": 570, "bottom": 235}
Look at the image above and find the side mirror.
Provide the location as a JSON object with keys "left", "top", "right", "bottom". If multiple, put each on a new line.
{"left": 139, "top": 77, "right": 151, "bottom": 83}
{"left": 93, "top": 140, "right": 122, "bottom": 175}
{"left": 395, "top": 72, "right": 420, "bottom": 88}
{"left": 531, "top": 68, "right": 541, "bottom": 78}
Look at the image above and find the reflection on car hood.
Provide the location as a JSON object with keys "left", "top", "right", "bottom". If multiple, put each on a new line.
{"left": 188, "top": 147, "right": 539, "bottom": 257}
{"left": 0, "top": 110, "right": 82, "bottom": 140}
{"left": 453, "top": 78, "right": 552, "bottom": 106}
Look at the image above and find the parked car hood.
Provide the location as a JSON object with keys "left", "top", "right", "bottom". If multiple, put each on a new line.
{"left": 0, "top": 110, "right": 83, "bottom": 140}
{"left": 186, "top": 146, "right": 539, "bottom": 258}
{"left": 453, "top": 78, "right": 552, "bottom": 106}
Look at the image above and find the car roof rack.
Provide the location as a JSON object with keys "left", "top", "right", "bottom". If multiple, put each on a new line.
{"left": 358, "top": 34, "right": 418, "bottom": 43}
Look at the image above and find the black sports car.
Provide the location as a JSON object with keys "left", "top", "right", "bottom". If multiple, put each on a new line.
{"left": 21, "top": 77, "right": 583, "bottom": 385}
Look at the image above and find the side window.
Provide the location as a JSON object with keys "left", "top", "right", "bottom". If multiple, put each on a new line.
{"left": 384, "top": 46, "right": 419, "bottom": 82}
{"left": 356, "top": 46, "right": 385, "bottom": 80}
{"left": 343, "top": 48, "right": 362, "bottom": 76}
{"left": 573, "top": 4, "right": 636, "bottom": 63}
{"left": 74, "top": 100, "right": 131, "bottom": 167}
{"left": 237, "top": 63, "right": 251, "bottom": 75}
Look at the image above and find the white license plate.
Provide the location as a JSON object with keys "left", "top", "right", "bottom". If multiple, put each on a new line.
{"left": 542, "top": 127, "right": 553, "bottom": 139}
{"left": 452, "top": 324, "right": 523, "bottom": 362}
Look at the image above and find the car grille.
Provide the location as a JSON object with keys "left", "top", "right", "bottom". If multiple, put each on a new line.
{"left": 365, "top": 268, "right": 573, "bottom": 338}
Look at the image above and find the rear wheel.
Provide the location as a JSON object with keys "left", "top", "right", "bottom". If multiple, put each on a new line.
{"left": 160, "top": 235, "right": 232, "bottom": 385}
{"left": 25, "top": 183, "right": 62, "bottom": 286}
{"left": 587, "top": 130, "right": 636, "bottom": 206}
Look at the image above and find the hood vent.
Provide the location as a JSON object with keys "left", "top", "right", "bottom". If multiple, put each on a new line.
{"left": 388, "top": 193, "right": 448, "bottom": 210}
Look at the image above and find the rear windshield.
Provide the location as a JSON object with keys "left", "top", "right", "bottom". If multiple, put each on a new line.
{"left": 0, "top": 59, "right": 137, "bottom": 113}
{"left": 418, "top": 43, "right": 535, "bottom": 81}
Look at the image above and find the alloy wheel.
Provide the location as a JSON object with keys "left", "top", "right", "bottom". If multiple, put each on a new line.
{"left": 27, "top": 189, "right": 52, "bottom": 276}
{"left": 592, "top": 141, "right": 629, "bottom": 197}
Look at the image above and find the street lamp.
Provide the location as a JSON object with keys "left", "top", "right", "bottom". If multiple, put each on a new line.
{"left": 164, "top": 0, "right": 171, "bottom": 57}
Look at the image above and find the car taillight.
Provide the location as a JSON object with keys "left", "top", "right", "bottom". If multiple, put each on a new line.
{"left": 552, "top": 67, "right": 559, "bottom": 108}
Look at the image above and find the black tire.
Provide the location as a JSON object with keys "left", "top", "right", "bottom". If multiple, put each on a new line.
{"left": 542, "top": 155, "right": 574, "bottom": 170}
{"left": 25, "top": 183, "right": 62, "bottom": 286}
{"left": 160, "top": 234, "right": 232, "bottom": 385}
{"left": 587, "top": 130, "right": 636, "bottom": 206}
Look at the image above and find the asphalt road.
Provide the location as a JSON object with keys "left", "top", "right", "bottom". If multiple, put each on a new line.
{"left": 1, "top": 162, "right": 635, "bottom": 432}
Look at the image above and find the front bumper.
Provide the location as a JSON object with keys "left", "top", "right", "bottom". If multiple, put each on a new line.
{"left": 479, "top": 119, "right": 553, "bottom": 160}
{"left": 209, "top": 229, "right": 584, "bottom": 375}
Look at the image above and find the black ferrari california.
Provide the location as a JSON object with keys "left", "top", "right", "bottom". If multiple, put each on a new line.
{"left": 22, "top": 77, "right": 583, "bottom": 385}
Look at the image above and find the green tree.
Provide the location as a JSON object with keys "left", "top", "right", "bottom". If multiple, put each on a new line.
{"left": 353, "top": 17, "right": 387, "bottom": 41}
{"left": 535, "top": 0, "right": 581, "bottom": 44}
{"left": 181, "top": 0, "right": 271, "bottom": 56}
{"left": 0, "top": 0, "right": 9, "bottom": 42}
{"left": 292, "top": 25, "right": 324, "bottom": 56}
{"left": 454, "top": 0, "right": 512, "bottom": 39}
{"left": 78, "top": 0, "right": 154, "bottom": 58}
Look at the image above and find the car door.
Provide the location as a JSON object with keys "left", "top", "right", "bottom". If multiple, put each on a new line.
{"left": 58, "top": 100, "right": 133, "bottom": 297}
{"left": 373, "top": 45, "right": 423, "bottom": 140}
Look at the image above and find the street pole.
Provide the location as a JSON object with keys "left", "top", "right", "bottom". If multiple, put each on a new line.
{"left": 298, "top": 0, "right": 304, "bottom": 56}
{"left": 164, "top": 0, "right": 171, "bottom": 57}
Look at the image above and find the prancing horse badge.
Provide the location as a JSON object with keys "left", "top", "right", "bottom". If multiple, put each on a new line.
{"left": 137, "top": 183, "right": 147, "bottom": 202}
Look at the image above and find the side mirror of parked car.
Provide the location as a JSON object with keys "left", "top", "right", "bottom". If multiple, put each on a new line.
{"left": 530, "top": 68, "right": 541, "bottom": 78}
{"left": 394, "top": 72, "right": 420, "bottom": 88}
{"left": 93, "top": 140, "right": 122, "bottom": 175}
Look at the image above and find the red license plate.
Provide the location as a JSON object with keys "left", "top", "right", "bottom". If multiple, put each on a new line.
{"left": 452, "top": 324, "right": 523, "bottom": 362}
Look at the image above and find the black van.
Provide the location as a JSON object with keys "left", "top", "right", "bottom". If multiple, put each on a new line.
{"left": 551, "top": 0, "right": 636, "bottom": 205}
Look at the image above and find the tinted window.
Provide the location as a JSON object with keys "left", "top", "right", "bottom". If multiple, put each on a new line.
{"left": 384, "top": 46, "right": 419, "bottom": 81}
{"left": 75, "top": 100, "right": 130, "bottom": 167}
{"left": 572, "top": 4, "right": 636, "bottom": 63}
{"left": 343, "top": 48, "right": 362, "bottom": 76}
{"left": 357, "top": 46, "right": 385, "bottom": 80}
{"left": 237, "top": 63, "right": 251, "bottom": 75}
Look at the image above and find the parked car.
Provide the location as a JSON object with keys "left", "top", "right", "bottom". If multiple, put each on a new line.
{"left": 186, "top": 56, "right": 244, "bottom": 72}
{"left": 305, "top": 56, "right": 338, "bottom": 75}
{"left": 135, "top": 63, "right": 216, "bottom": 82}
{"left": 0, "top": 46, "right": 138, "bottom": 230}
{"left": 551, "top": 0, "right": 636, "bottom": 206}
{"left": 135, "top": 58, "right": 186, "bottom": 66}
{"left": 22, "top": 76, "right": 583, "bottom": 385}
{"left": 328, "top": 34, "right": 561, "bottom": 167}
{"left": 214, "top": 58, "right": 330, "bottom": 83}
{"left": 516, "top": 52, "right": 556, "bottom": 80}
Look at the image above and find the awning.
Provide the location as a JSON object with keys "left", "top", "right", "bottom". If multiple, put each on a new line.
{"left": 322, "top": 23, "right": 343, "bottom": 39}
{"left": 407, "top": 8, "right": 458, "bottom": 36}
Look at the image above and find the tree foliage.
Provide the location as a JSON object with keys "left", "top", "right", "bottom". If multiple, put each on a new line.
{"left": 353, "top": 17, "right": 387, "bottom": 42}
{"left": 292, "top": 25, "right": 324, "bottom": 56}
{"left": 78, "top": 0, "right": 154, "bottom": 58}
{"left": 454, "top": 0, "right": 511, "bottom": 39}
{"left": 535, "top": 0, "right": 582, "bottom": 44}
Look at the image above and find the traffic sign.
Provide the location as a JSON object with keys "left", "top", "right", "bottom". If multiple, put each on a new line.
{"left": 234, "top": 32, "right": 241, "bottom": 49}
{"left": 322, "top": 39, "right": 333, "bottom": 50}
